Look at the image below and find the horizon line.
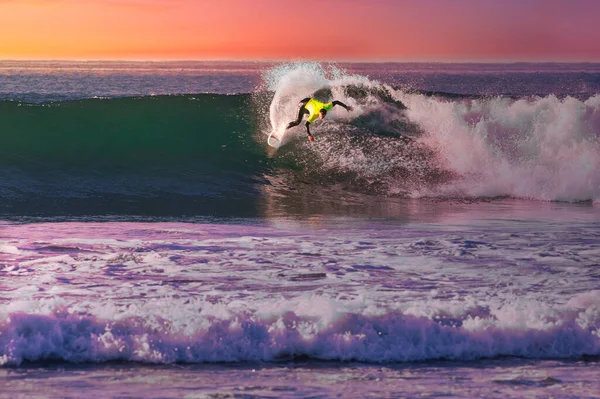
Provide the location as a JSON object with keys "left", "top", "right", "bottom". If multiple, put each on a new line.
{"left": 1, "top": 58, "right": 600, "bottom": 64}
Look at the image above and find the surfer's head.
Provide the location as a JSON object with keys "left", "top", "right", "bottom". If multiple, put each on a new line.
{"left": 319, "top": 109, "right": 327, "bottom": 119}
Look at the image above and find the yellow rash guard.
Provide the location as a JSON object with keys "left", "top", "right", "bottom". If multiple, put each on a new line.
{"left": 305, "top": 98, "right": 333, "bottom": 124}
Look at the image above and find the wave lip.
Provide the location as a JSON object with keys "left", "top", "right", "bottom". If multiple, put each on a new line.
{"left": 2, "top": 298, "right": 599, "bottom": 366}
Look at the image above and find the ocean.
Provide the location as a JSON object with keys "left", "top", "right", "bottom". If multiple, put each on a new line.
{"left": 1, "top": 60, "right": 599, "bottom": 398}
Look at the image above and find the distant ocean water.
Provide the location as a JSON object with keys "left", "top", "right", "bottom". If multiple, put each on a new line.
{"left": 1, "top": 61, "right": 599, "bottom": 398}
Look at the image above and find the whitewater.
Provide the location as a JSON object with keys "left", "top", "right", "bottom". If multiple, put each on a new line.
{"left": 1, "top": 61, "right": 600, "bottom": 398}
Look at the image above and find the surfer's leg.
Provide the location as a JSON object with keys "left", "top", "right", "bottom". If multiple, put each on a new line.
{"left": 305, "top": 122, "right": 314, "bottom": 142}
{"left": 286, "top": 107, "right": 308, "bottom": 129}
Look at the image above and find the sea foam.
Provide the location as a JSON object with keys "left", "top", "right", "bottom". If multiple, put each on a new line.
{"left": 2, "top": 294, "right": 599, "bottom": 366}
{"left": 398, "top": 92, "right": 600, "bottom": 201}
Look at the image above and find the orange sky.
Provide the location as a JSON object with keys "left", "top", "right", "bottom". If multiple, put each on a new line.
{"left": 1, "top": 0, "right": 599, "bottom": 61}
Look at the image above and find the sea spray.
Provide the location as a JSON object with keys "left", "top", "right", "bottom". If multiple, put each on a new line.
{"left": 263, "top": 62, "right": 371, "bottom": 145}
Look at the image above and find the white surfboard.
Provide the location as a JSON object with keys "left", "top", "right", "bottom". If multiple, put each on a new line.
{"left": 267, "top": 128, "right": 285, "bottom": 149}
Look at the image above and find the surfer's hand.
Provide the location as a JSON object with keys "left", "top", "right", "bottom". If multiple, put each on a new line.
{"left": 307, "top": 134, "right": 315, "bottom": 143}
{"left": 347, "top": 106, "right": 353, "bottom": 112}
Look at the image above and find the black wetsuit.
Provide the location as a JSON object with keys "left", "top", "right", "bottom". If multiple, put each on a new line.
{"left": 286, "top": 98, "right": 351, "bottom": 139}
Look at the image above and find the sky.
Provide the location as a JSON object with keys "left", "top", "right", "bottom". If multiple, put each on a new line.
{"left": 1, "top": 0, "right": 599, "bottom": 61}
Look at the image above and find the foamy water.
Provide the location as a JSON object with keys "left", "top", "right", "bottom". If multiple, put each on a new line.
{"left": 400, "top": 93, "right": 600, "bottom": 201}
{"left": 2, "top": 217, "right": 599, "bottom": 366}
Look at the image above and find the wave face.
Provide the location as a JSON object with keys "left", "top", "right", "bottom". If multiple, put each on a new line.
{"left": 0, "top": 95, "right": 272, "bottom": 217}
{"left": 1, "top": 63, "right": 599, "bottom": 218}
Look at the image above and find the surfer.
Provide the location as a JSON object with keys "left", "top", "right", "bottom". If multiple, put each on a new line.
{"left": 286, "top": 97, "right": 353, "bottom": 142}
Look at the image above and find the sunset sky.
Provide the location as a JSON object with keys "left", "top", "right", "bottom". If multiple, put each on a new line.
{"left": 1, "top": 0, "right": 598, "bottom": 61}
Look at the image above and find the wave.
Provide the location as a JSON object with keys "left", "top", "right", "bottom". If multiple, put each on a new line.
{"left": 1, "top": 63, "right": 599, "bottom": 218}
{"left": 2, "top": 292, "right": 599, "bottom": 365}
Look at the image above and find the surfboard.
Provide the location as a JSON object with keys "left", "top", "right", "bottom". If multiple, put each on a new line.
{"left": 267, "top": 129, "right": 285, "bottom": 149}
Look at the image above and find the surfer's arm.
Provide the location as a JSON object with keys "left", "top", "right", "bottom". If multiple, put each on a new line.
{"left": 332, "top": 100, "right": 353, "bottom": 112}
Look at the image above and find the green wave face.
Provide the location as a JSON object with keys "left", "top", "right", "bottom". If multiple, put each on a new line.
{"left": 1, "top": 94, "right": 264, "bottom": 170}
{"left": 0, "top": 94, "right": 277, "bottom": 217}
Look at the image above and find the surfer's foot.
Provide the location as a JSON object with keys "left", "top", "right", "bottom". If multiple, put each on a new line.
{"left": 307, "top": 135, "right": 314, "bottom": 143}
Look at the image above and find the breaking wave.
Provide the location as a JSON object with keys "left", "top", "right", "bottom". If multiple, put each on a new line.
{"left": 1, "top": 62, "right": 598, "bottom": 218}
{"left": 264, "top": 63, "right": 600, "bottom": 202}
{"left": 2, "top": 293, "right": 599, "bottom": 365}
